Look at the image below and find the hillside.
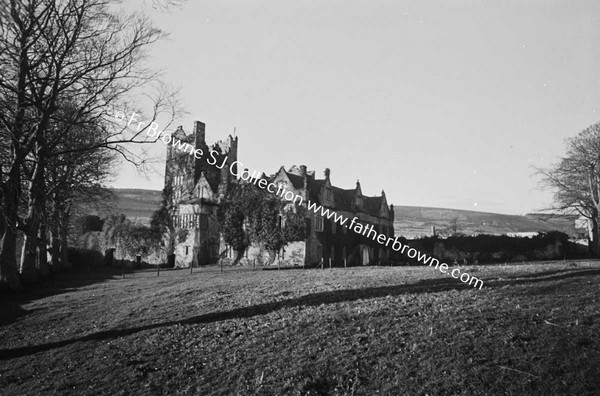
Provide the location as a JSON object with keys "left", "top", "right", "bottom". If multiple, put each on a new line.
{"left": 96, "top": 188, "right": 163, "bottom": 224}
{"left": 394, "top": 206, "right": 580, "bottom": 238}
{"left": 108, "top": 189, "right": 580, "bottom": 238}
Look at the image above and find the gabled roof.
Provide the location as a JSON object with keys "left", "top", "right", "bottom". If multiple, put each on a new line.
{"left": 331, "top": 187, "right": 354, "bottom": 211}
{"left": 307, "top": 178, "right": 326, "bottom": 201}
{"left": 285, "top": 171, "right": 305, "bottom": 190}
{"left": 269, "top": 164, "right": 391, "bottom": 220}
{"left": 363, "top": 196, "right": 384, "bottom": 217}
{"left": 196, "top": 171, "right": 219, "bottom": 194}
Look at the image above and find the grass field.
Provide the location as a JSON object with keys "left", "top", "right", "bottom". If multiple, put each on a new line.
{"left": 1, "top": 262, "right": 599, "bottom": 395}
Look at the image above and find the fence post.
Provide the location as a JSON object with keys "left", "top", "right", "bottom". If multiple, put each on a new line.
{"left": 329, "top": 257, "right": 332, "bottom": 269}
{"left": 157, "top": 264, "right": 160, "bottom": 277}
{"left": 121, "top": 259, "right": 124, "bottom": 279}
{"left": 253, "top": 258, "right": 256, "bottom": 270}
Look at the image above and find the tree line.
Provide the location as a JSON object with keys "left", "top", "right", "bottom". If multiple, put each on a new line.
{"left": 0, "top": 0, "right": 181, "bottom": 290}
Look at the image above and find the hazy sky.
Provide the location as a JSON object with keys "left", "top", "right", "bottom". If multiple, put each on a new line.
{"left": 113, "top": 0, "right": 600, "bottom": 215}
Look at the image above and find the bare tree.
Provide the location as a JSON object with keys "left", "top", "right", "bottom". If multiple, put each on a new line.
{"left": 538, "top": 122, "right": 600, "bottom": 257}
{"left": 0, "top": 0, "right": 181, "bottom": 289}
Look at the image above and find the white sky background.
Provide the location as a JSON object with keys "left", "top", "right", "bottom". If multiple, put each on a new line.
{"left": 112, "top": 0, "right": 600, "bottom": 215}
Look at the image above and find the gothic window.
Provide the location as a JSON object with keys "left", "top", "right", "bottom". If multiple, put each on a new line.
{"left": 315, "top": 214, "right": 324, "bottom": 232}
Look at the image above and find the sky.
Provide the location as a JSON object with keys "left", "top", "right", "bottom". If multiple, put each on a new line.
{"left": 112, "top": 0, "right": 600, "bottom": 215}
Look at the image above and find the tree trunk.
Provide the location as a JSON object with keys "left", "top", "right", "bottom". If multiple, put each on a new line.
{"left": 592, "top": 213, "right": 600, "bottom": 258}
{"left": 37, "top": 220, "right": 50, "bottom": 276}
{"left": 59, "top": 209, "right": 71, "bottom": 269}
{"left": 0, "top": 8, "right": 31, "bottom": 291}
{"left": 0, "top": 223, "right": 21, "bottom": 291}
{"left": 19, "top": 144, "right": 46, "bottom": 283}
{"left": 232, "top": 249, "right": 244, "bottom": 266}
{"left": 49, "top": 197, "right": 62, "bottom": 271}
{"left": 19, "top": 207, "right": 40, "bottom": 282}
{"left": 0, "top": 168, "right": 23, "bottom": 291}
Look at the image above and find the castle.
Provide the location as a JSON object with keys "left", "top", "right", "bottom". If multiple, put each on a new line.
{"left": 165, "top": 121, "right": 395, "bottom": 267}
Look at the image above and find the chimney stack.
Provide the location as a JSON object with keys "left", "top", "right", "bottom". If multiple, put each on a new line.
{"left": 193, "top": 121, "right": 205, "bottom": 144}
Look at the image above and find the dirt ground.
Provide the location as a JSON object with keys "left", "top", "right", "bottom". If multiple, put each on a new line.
{"left": 1, "top": 261, "right": 599, "bottom": 395}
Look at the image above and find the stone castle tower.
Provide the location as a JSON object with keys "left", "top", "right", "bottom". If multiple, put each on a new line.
{"left": 165, "top": 121, "right": 238, "bottom": 266}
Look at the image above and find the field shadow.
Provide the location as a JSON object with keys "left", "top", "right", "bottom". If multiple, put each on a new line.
{"left": 0, "top": 266, "right": 125, "bottom": 327}
{"left": 1, "top": 267, "right": 600, "bottom": 360}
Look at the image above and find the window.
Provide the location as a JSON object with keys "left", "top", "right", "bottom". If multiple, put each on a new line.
{"left": 185, "top": 246, "right": 189, "bottom": 255}
{"left": 315, "top": 215, "right": 324, "bottom": 232}
{"left": 199, "top": 214, "right": 208, "bottom": 230}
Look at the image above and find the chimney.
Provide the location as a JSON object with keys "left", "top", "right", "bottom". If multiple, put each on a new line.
{"left": 193, "top": 121, "right": 205, "bottom": 145}
{"left": 324, "top": 168, "right": 331, "bottom": 179}
{"left": 299, "top": 165, "right": 307, "bottom": 177}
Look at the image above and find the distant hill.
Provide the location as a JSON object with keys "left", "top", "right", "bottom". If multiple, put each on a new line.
{"left": 107, "top": 188, "right": 581, "bottom": 238}
{"left": 104, "top": 188, "right": 163, "bottom": 224}
{"left": 393, "top": 206, "right": 580, "bottom": 238}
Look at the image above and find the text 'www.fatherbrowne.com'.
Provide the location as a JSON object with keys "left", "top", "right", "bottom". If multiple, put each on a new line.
{"left": 136, "top": 115, "right": 484, "bottom": 290}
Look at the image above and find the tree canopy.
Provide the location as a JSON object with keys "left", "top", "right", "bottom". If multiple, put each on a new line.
{"left": 539, "top": 122, "right": 600, "bottom": 256}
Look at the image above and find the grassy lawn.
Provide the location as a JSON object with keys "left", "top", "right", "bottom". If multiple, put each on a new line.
{"left": 1, "top": 261, "right": 599, "bottom": 395}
